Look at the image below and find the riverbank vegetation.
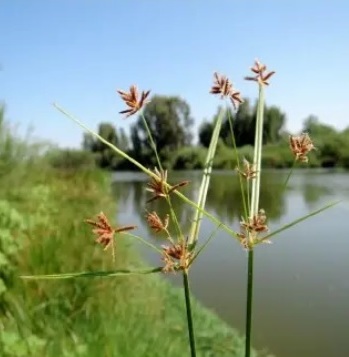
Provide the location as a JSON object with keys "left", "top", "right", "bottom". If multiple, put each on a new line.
{"left": 0, "top": 106, "right": 272, "bottom": 356}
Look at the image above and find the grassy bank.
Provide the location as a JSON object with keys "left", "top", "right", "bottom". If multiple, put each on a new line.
{"left": 0, "top": 163, "right": 272, "bottom": 357}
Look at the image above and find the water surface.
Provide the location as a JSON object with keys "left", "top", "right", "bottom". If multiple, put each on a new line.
{"left": 112, "top": 170, "right": 349, "bottom": 357}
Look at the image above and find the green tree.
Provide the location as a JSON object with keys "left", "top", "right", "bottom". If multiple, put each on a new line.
{"left": 118, "top": 128, "right": 130, "bottom": 152}
{"left": 82, "top": 122, "right": 120, "bottom": 169}
{"left": 130, "top": 95, "right": 194, "bottom": 165}
{"left": 263, "top": 105, "right": 286, "bottom": 143}
{"left": 199, "top": 120, "right": 214, "bottom": 148}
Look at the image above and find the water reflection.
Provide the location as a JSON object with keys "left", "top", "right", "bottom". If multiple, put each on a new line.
{"left": 111, "top": 170, "right": 349, "bottom": 357}
{"left": 112, "top": 171, "right": 292, "bottom": 233}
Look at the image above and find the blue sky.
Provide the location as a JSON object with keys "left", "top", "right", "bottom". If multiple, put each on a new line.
{"left": 1, "top": 1, "right": 349, "bottom": 148}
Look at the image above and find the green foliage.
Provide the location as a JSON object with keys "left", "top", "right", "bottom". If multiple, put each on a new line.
{"left": 0, "top": 331, "right": 45, "bottom": 357}
{"left": 78, "top": 98, "right": 349, "bottom": 171}
{"left": 46, "top": 148, "right": 96, "bottom": 171}
{"left": 131, "top": 95, "right": 194, "bottom": 163}
{"left": 0, "top": 164, "right": 272, "bottom": 357}
{"left": 172, "top": 147, "right": 207, "bottom": 170}
{"left": 198, "top": 121, "right": 214, "bottom": 148}
{"left": 212, "top": 145, "right": 238, "bottom": 170}
{"left": 0, "top": 200, "right": 26, "bottom": 301}
{"left": 83, "top": 122, "right": 126, "bottom": 169}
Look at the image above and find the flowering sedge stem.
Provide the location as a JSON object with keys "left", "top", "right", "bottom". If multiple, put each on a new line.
{"left": 245, "top": 84, "right": 264, "bottom": 357}
{"left": 182, "top": 270, "right": 197, "bottom": 357}
{"left": 226, "top": 103, "right": 249, "bottom": 219}
{"left": 245, "top": 248, "right": 254, "bottom": 357}
{"left": 246, "top": 180, "right": 251, "bottom": 214}
{"left": 141, "top": 113, "right": 183, "bottom": 239}
{"left": 250, "top": 85, "right": 264, "bottom": 215}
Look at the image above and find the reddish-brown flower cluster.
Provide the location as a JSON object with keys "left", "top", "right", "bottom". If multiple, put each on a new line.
{"left": 146, "top": 167, "right": 189, "bottom": 203}
{"left": 245, "top": 59, "right": 275, "bottom": 86}
{"left": 161, "top": 240, "right": 192, "bottom": 273}
{"left": 289, "top": 133, "right": 315, "bottom": 163}
{"left": 237, "top": 158, "right": 258, "bottom": 180}
{"left": 146, "top": 211, "right": 169, "bottom": 233}
{"left": 117, "top": 85, "right": 151, "bottom": 118}
{"left": 85, "top": 212, "right": 136, "bottom": 251}
{"left": 237, "top": 209, "right": 269, "bottom": 249}
{"left": 210, "top": 72, "right": 243, "bottom": 109}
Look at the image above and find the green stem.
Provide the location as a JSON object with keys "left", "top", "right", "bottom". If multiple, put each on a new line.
{"left": 141, "top": 113, "right": 183, "bottom": 239}
{"left": 182, "top": 270, "right": 197, "bottom": 357}
{"left": 141, "top": 114, "right": 163, "bottom": 171}
{"left": 283, "top": 158, "right": 297, "bottom": 190}
{"left": 226, "top": 103, "right": 249, "bottom": 219}
{"left": 245, "top": 84, "right": 264, "bottom": 357}
{"left": 250, "top": 85, "right": 264, "bottom": 215}
{"left": 245, "top": 248, "right": 254, "bottom": 357}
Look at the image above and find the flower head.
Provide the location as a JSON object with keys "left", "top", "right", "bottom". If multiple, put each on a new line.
{"left": 85, "top": 212, "right": 136, "bottom": 250}
{"left": 117, "top": 85, "right": 151, "bottom": 118}
{"left": 146, "top": 167, "right": 189, "bottom": 203}
{"left": 161, "top": 240, "right": 192, "bottom": 273}
{"left": 210, "top": 72, "right": 243, "bottom": 109}
{"left": 210, "top": 72, "right": 233, "bottom": 98}
{"left": 289, "top": 133, "right": 315, "bottom": 163}
{"left": 245, "top": 59, "right": 275, "bottom": 86}
{"left": 230, "top": 90, "right": 244, "bottom": 110}
{"left": 237, "top": 209, "right": 269, "bottom": 249}
{"left": 241, "top": 209, "right": 268, "bottom": 234}
{"left": 237, "top": 158, "right": 258, "bottom": 180}
{"left": 146, "top": 211, "right": 169, "bottom": 233}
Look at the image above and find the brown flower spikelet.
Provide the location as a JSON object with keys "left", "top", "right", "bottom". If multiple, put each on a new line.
{"left": 146, "top": 211, "right": 169, "bottom": 233}
{"left": 85, "top": 212, "right": 136, "bottom": 250}
{"left": 289, "top": 133, "right": 315, "bottom": 163}
{"left": 117, "top": 85, "right": 151, "bottom": 118}
{"left": 210, "top": 72, "right": 243, "bottom": 109}
{"left": 245, "top": 59, "right": 275, "bottom": 86}
{"left": 146, "top": 167, "right": 189, "bottom": 203}
{"left": 237, "top": 158, "right": 258, "bottom": 180}
{"left": 161, "top": 240, "right": 191, "bottom": 273}
{"left": 238, "top": 209, "right": 269, "bottom": 249}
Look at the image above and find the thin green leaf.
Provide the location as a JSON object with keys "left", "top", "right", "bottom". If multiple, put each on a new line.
{"left": 225, "top": 103, "right": 249, "bottom": 219}
{"left": 124, "top": 232, "right": 163, "bottom": 255}
{"left": 282, "top": 157, "right": 297, "bottom": 190}
{"left": 260, "top": 200, "right": 340, "bottom": 243}
{"left": 53, "top": 103, "right": 238, "bottom": 239}
{"left": 21, "top": 267, "right": 163, "bottom": 280}
{"left": 190, "top": 224, "right": 222, "bottom": 265}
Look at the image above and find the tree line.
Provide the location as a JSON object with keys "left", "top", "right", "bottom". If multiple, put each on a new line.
{"left": 78, "top": 95, "right": 349, "bottom": 170}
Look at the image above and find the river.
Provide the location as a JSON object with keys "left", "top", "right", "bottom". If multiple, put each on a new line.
{"left": 112, "top": 169, "right": 349, "bottom": 357}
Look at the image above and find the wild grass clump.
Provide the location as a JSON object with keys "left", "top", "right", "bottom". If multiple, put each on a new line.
{"left": 46, "top": 148, "right": 96, "bottom": 171}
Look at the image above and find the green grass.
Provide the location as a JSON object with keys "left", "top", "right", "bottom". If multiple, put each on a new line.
{"left": 0, "top": 164, "right": 272, "bottom": 357}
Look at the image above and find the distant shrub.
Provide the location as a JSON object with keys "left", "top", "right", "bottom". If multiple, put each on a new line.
{"left": 238, "top": 145, "right": 254, "bottom": 162}
{"left": 213, "top": 146, "right": 238, "bottom": 170}
{"left": 261, "top": 144, "right": 292, "bottom": 168}
{"left": 47, "top": 149, "right": 96, "bottom": 170}
{"left": 172, "top": 147, "right": 207, "bottom": 170}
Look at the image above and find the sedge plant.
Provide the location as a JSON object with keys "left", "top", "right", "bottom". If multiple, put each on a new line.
{"left": 21, "top": 61, "right": 338, "bottom": 357}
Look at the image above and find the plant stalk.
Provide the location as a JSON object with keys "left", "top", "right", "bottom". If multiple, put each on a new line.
{"left": 245, "top": 248, "right": 254, "bottom": 357}
{"left": 182, "top": 270, "right": 197, "bottom": 357}
{"left": 245, "top": 84, "right": 264, "bottom": 357}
